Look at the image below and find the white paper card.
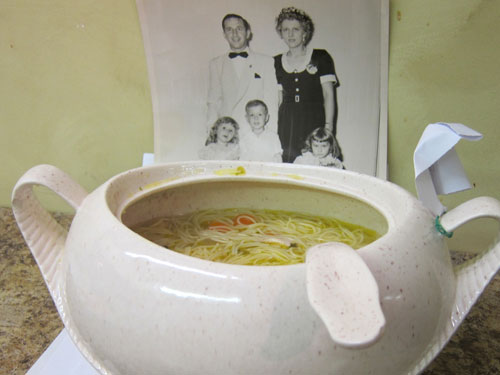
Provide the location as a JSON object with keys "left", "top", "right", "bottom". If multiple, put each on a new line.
{"left": 27, "top": 329, "right": 98, "bottom": 375}
{"left": 414, "top": 122, "right": 483, "bottom": 216}
{"left": 142, "top": 152, "right": 155, "bottom": 166}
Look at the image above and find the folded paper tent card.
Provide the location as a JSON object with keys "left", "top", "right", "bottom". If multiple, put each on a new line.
{"left": 414, "top": 122, "right": 483, "bottom": 216}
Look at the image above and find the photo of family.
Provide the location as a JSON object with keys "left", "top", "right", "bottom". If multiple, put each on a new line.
{"left": 136, "top": 0, "right": 388, "bottom": 177}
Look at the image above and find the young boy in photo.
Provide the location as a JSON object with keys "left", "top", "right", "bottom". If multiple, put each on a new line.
{"left": 239, "top": 100, "right": 282, "bottom": 162}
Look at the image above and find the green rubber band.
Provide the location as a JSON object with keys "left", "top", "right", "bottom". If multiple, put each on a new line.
{"left": 435, "top": 216, "right": 453, "bottom": 238}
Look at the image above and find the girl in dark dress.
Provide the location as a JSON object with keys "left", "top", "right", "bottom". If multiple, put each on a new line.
{"left": 274, "top": 7, "right": 342, "bottom": 163}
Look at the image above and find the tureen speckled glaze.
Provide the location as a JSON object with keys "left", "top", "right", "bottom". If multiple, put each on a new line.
{"left": 11, "top": 161, "right": 500, "bottom": 374}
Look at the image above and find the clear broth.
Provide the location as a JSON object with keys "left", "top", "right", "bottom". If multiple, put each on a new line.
{"left": 132, "top": 208, "right": 380, "bottom": 266}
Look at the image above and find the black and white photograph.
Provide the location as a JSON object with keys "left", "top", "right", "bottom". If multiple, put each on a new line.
{"left": 137, "top": 0, "right": 388, "bottom": 177}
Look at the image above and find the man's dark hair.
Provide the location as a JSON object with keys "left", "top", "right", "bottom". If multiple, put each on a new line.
{"left": 222, "top": 13, "right": 251, "bottom": 33}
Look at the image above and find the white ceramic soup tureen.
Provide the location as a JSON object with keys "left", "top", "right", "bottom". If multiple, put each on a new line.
{"left": 12, "top": 161, "right": 500, "bottom": 375}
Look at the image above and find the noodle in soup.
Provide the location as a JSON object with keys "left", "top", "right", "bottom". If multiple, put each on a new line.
{"left": 133, "top": 208, "right": 380, "bottom": 266}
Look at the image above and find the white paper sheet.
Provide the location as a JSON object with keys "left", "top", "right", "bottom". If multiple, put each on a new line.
{"left": 27, "top": 329, "right": 98, "bottom": 375}
{"left": 142, "top": 152, "right": 155, "bottom": 166}
{"left": 414, "top": 122, "right": 483, "bottom": 216}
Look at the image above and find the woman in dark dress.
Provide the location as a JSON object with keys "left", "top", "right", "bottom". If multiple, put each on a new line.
{"left": 274, "top": 7, "right": 341, "bottom": 163}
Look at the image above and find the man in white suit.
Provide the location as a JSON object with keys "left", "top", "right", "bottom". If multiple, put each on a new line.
{"left": 207, "top": 14, "right": 278, "bottom": 134}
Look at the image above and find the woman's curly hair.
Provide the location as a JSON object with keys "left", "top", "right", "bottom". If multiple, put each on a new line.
{"left": 275, "top": 7, "right": 315, "bottom": 46}
{"left": 206, "top": 117, "right": 239, "bottom": 145}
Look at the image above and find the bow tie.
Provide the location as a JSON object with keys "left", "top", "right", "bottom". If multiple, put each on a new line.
{"left": 229, "top": 51, "right": 248, "bottom": 59}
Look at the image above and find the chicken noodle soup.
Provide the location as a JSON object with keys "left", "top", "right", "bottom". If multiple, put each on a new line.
{"left": 133, "top": 209, "right": 380, "bottom": 266}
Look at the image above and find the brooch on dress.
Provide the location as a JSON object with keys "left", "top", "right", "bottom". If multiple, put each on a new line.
{"left": 306, "top": 63, "right": 318, "bottom": 74}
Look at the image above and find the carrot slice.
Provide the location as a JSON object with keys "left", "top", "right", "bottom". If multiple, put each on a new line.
{"left": 233, "top": 214, "right": 257, "bottom": 226}
{"left": 208, "top": 221, "right": 232, "bottom": 233}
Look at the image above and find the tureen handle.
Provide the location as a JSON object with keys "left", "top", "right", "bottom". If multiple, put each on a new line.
{"left": 306, "top": 242, "right": 386, "bottom": 348}
{"left": 11, "top": 164, "right": 88, "bottom": 304}
{"left": 438, "top": 196, "right": 500, "bottom": 328}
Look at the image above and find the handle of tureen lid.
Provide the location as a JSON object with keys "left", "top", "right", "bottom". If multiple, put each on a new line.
{"left": 438, "top": 196, "right": 500, "bottom": 328}
{"left": 11, "top": 164, "right": 88, "bottom": 303}
{"left": 306, "top": 242, "right": 386, "bottom": 349}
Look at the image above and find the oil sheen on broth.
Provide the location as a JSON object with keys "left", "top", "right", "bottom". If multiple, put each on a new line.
{"left": 132, "top": 208, "right": 380, "bottom": 266}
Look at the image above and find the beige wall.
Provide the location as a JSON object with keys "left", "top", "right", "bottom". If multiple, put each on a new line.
{"left": 389, "top": 0, "right": 500, "bottom": 252}
{"left": 1, "top": 0, "right": 499, "bottom": 252}
{"left": 0, "top": 0, "right": 153, "bottom": 211}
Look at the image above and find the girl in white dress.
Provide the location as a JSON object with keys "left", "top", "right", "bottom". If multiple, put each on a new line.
{"left": 198, "top": 117, "right": 240, "bottom": 160}
{"left": 294, "top": 127, "right": 344, "bottom": 168}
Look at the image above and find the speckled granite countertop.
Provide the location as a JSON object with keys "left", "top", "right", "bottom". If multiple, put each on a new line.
{"left": 1, "top": 206, "right": 499, "bottom": 374}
